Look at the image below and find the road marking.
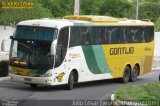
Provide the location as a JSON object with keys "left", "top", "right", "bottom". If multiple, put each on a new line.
{"left": 0, "top": 76, "right": 11, "bottom": 82}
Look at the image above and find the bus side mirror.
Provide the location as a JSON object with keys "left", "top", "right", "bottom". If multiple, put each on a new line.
{"left": 51, "top": 39, "right": 57, "bottom": 55}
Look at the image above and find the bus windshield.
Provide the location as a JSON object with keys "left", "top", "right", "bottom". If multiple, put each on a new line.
{"left": 9, "top": 26, "right": 58, "bottom": 69}
{"left": 9, "top": 40, "right": 54, "bottom": 69}
{"left": 15, "top": 26, "right": 57, "bottom": 41}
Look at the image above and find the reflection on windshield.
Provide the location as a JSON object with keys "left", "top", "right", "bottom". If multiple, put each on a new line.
{"left": 15, "top": 26, "right": 57, "bottom": 41}
{"left": 10, "top": 40, "right": 54, "bottom": 69}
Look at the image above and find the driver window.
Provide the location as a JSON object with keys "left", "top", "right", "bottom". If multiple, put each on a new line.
{"left": 55, "top": 27, "right": 69, "bottom": 67}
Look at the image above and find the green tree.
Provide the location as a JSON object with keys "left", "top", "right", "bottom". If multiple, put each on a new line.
{"left": 39, "top": 0, "right": 73, "bottom": 17}
{"left": 99, "top": 0, "right": 134, "bottom": 18}
{"left": 140, "top": 0, "right": 160, "bottom": 2}
{"left": 155, "top": 17, "right": 160, "bottom": 31}
{"left": 0, "top": 0, "right": 52, "bottom": 25}
{"left": 139, "top": 1, "right": 160, "bottom": 22}
{"left": 80, "top": 0, "right": 102, "bottom": 15}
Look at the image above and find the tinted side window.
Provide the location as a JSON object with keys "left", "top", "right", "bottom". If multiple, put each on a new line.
{"left": 125, "top": 27, "right": 148, "bottom": 43}
{"left": 124, "top": 26, "right": 154, "bottom": 43}
{"left": 55, "top": 27, "right": 69, "bottom": 67}
{"left": 120, "top": 27, "right": 128, "bottom": 43}
{"left": 108, "top": 27, "right": 125, "bottom": 44}
{"left": 70, "top": 27, "right": 94, "bottom": 47}
{"left": 94, "top": 27, "right": 108, "bottom": 44}
{"left": 149, "top": 26, "right": 154, "bottom": 42}
{"left": 142, "top": 26, "right": 154, "bottom": 42}
{"left": 69, "top": 26, "right": 153, "bottom": 47}
{"left": 123, "top": 27, "right": 131, "bottom": 43}
{"left": 81, "top": 27, "right": 93, "bottom": 45}
{"left": 70, "top": 27, "right": 81, "bottom": 47}
{"left": 129, "top": 27, "right": 138, "bottom": 43}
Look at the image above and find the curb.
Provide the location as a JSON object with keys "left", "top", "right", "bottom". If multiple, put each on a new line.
{"left": 0, "top": 76, "right": 11, "bottom": 82}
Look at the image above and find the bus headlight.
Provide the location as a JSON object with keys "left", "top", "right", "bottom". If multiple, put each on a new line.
{"left": 39, "top": 73, "right": 52, "bottom": 77}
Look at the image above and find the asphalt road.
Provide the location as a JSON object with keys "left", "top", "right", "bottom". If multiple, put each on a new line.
{"left": 0, "top": 60, "right": 159, "bottom": 106}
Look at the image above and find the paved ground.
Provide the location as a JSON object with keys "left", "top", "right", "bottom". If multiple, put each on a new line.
{"left": 0, "top": 60, "right": 159, "bottom": 106}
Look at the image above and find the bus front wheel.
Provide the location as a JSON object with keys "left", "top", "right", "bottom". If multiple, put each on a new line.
{"left": 121, "top": 66, "right": 130, "bottom": 83}
{"left": 65, "top": 71, "right": 74, "bottom": 90}
{"left": 130, "top": 65, "right": 139, "bottom": 82}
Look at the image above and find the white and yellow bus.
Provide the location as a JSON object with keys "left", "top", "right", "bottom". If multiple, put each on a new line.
{"left": 9, "top": 16, "right": 154, "bottom": 89}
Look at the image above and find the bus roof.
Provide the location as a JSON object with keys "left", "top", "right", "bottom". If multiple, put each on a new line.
{"left": 17, "top": 18, "right": 94, "bottom": 28}
{"left": 17, "top": 15, "right": 154, "bottom": 28}
{"left": 64, "top": 15, "right": 154, "bottom": 26}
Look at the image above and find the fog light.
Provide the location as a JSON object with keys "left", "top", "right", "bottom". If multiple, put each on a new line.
{"left": 45, "top": 80, "right": 52, "bottom": 84}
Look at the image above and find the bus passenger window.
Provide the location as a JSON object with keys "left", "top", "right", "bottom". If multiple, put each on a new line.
{"left": 141, "top": 31, "right": 146, "bottom": 42}
{"left": 81, "top": 27, "right": 91, "bottom": 45}
{"left": 85, "top": 30, "right": 91, "bottom": 44}
{"left": 124, "top": 27, "right": 130, "bottom": 43}
{"left": 147, "top": 26, "right": 154, "bottom": 42}
{"left": 129, "top": 27, "right": 142, "bottom": 43}
{"left": 70, "top": 27, "right": 81, "bottom": 47}
{"left": 109, "top": 27, "right": 119, "bottom": 44}
{"left": 130, "top": 29, "right": 136, "bottom": 42}
{"left": 81, "top": 28, "right": 87, "bottom": 45}
{"left": 121, "top": 27, "right": 127, "bottom": 43}
{"left": 97, "top": 28, "right": 107, "bottom": 44}
{"left": 114, "top": 27, "right": 126, "bottom": 43}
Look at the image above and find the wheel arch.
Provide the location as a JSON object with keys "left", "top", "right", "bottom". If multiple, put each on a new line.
{"left": 125, "top": 64, "right": 132, "bottom": 71}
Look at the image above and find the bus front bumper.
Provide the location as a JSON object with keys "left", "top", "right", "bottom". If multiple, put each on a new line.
{"left": 9, "top": 74, "right": 61, "bottom": 86}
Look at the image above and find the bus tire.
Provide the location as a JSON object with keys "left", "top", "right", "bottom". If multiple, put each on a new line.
{"left": 65, "top": 71, "right": 74, "bottom": 90}
{"left": 130, "top": 65, "right": 139, "bottom": 82}
{"left": 30, "top": 84, "right": 37, "bottom": 88}
{"left": 121, "top": 66, "right": 130, "bottom": 83}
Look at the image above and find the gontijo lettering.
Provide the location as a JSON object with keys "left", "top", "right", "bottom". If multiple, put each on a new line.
{"left": 110, "top": 47, "right": 134, "bottom": 55}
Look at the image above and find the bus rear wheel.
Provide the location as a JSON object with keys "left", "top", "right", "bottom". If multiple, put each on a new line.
{"left": 65, "top": 71, "right": 74, "bottom": 90}
{"left": 130, "top": 65, "right": 139, "bottom": 82}
{"left": 121, "top": 66, "right": 130, "bottom": 83}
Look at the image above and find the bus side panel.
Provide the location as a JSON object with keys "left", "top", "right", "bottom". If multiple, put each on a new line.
{"left": 66, "top": 46, "right": 113, "bottom": 82}
{"left": 141, "top": 41, "right": 154, "bottom": 75}
{"left": 103, "top": 44, "right": 134, "bottom": 78}
{"left": 63, "top": 41, "right": 153, "bottom": 83}
{"left": 102, "top": 41, "right": 154, "bottom": 78}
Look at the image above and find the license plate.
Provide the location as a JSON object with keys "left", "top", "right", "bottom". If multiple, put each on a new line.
{"left": 24, "top": 78, "right": 32, "bottom": 82}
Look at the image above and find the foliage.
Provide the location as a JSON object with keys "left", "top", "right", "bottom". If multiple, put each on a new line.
{"left": 0, "top": 0, "right": 160, "bottom": 25}
{"left": 114, "top": 82, "right": 160, "bottom": 106}
{"left": 0, "top": 0, "right": 52, "bottom": 25}
{"left": 155, "top": 17, "right": 160, "bottom": 31}
{"left": 139, "top": 2, "right": 160, "bottom": 22}
{"left": 80, "top": 0, "right": 102, "bottom": 15}
{"left": 99, "top": 0, "right": 134, "bottom": 18}
{"left": 38, "top": 0, "right": 73, "bottom": 18}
